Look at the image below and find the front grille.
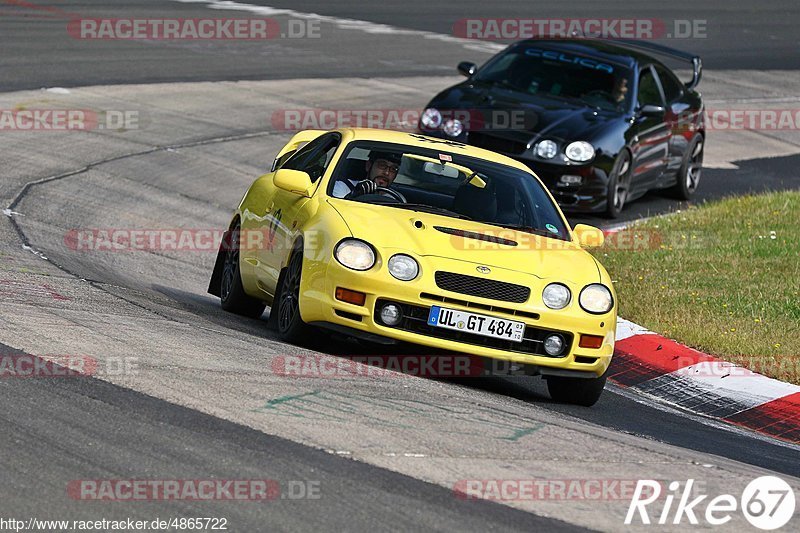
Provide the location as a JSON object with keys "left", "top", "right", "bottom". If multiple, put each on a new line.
{"left": 435, "top": 271, "right": 530, "bottom": 303}
{"left": 374, "top": 299, "right": 571, "bottom": 357}
{"left": 468, "top": 132, "right": 528, "bottom": 155}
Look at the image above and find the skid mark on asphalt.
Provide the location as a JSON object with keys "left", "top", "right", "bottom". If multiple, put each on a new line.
{"left": 251, "top": 390, "right": 546, "bottom": 441}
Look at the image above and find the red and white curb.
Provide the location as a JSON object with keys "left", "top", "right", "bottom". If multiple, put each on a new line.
{"left": 611, "top": 318, "right": 800, "bottom": 445}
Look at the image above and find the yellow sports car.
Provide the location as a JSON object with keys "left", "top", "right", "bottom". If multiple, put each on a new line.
{"left": 209, "top": 128, "right": 616, "bottom": 406}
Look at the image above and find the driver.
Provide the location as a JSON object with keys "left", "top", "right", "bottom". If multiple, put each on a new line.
{"left": 612, "top": 77, "right": 628, "bottom": 104}
{"left": 332, "top": 151, "right": 402, "bottom": 198}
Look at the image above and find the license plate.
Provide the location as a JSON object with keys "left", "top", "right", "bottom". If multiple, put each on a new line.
{"left": 427, "top": 306, "right": 525, "bottom": 343}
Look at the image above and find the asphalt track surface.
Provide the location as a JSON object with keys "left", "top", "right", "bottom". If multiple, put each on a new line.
{"left": 1, "top": 1, "right": 800, "bottom": 531}
{"left": 0, "top": 340, "right": 578, "bottom": 532}
{"left": 2, "top": 0, "right": 800, "bottom": 92}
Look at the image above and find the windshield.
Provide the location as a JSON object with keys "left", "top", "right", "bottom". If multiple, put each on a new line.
{"left": 327, "top": 140, "right": 571, "bottom": 241}
{"left": 474, "top": 45, "right": 632, "bottom": 112}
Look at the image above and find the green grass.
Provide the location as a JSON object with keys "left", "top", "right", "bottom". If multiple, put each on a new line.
{"left": 593, "top": 191, "right": 800, "bottom": 384}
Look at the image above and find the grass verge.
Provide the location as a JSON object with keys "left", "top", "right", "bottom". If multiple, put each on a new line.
{"left": 593, "top": 190, "right": 800, "bottom": 384}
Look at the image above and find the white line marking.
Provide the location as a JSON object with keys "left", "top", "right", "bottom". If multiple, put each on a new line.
{"left": 172, "top": 0, "right": 505, "bottom": 54}
{"left": 615, "top": 318, "right": 653, "bottom": 341}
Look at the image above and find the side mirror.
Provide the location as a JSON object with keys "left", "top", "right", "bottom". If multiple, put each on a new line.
{"left": 637, "top": 104, "right": 665, "bottom": 117}
{"left": 573, "top": 224, "right": 605, "bottom": 249}
{"left": 271, "top": 150, "right": 297, "bottom": 172}
{"left": 457, "top": 61, "right": 477, "bottom": 78}
{"left": 274, "top": 169, "right": 313, "bottom": 197}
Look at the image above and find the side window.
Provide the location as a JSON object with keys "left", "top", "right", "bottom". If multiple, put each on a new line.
{"left": 637, "top": 66, "right": 665, "bottom": 108}
{"left": 654, "top": 65, "right": 684, "bottom": 103}
{"left": 282, "top": 133, "right": 341, "bottom": 182}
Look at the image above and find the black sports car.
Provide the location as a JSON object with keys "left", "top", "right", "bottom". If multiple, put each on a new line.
{"left": 419, "top": 39, "right": 705, "bottom": 217}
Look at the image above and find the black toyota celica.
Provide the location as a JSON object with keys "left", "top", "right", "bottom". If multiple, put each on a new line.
{"left": 419, "top": 39, "right": 705, "bottom": 218}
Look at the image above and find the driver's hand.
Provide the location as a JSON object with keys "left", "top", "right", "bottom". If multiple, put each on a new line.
{"left": 351, "top": 179, "right": 377, "bottom": 197}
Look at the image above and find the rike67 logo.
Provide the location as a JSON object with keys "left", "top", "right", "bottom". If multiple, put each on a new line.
{"left": 626, "top": 477, "right": 796, "bottom": 530}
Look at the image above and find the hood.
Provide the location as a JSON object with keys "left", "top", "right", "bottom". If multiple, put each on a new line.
{"left": 328, "top": 199, "right": 600, "bottom": 283}
{"left": 431, "top": 81, "right": 623, "bottom": 145}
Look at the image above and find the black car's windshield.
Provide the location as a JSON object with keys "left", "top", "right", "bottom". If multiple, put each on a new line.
{"left": 328, "top": 140, "right": 571, "bottom": 241}
{"left": 474, "top": 45, "right": 633, "bottom": 112}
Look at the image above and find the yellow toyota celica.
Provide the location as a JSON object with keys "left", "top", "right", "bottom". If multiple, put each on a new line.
{"left": 209, "top": 128, "right": 616, "bottom": 406}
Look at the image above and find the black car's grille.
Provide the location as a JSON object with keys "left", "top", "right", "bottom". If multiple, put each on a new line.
{"left": 435, "top": 271, "right": 530, "bottom": 303}
{"left": 374, "top": 299, "right": 570, "bottom": 357}
{"left": 468, "top": 132, "right": 528, "bottom": 155}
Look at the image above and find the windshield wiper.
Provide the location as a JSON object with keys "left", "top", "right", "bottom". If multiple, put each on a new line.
{"left": 387, "top": 203, "right": 472, "bottom": 220}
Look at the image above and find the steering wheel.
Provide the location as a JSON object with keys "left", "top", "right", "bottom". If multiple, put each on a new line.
{"left": 375, "top": 186, "right": 407, "bottom": 203}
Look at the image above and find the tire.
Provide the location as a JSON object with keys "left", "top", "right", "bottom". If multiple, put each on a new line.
{"left": 546, "top": 369, "right": 608, "bottom": 407}
{"left": 219, "top": 224, "right": 266, "bottom": 318}
{"left": 272, "top": 249, "right": 311, "bottom": 343}
{"left": 604, "top": 151, "right": 632, "bottom": 219}
{"left": 670, "top": 134, "right": 703, "bottom": 200}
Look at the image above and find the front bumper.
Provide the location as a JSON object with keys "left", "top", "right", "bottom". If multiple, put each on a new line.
{"left": 300, "top": 258, "right": 615, "bottom": 377}
{"left": 527, "top": 161, "right": 611, "bottom": 214}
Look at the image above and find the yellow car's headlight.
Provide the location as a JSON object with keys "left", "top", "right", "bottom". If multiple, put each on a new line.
{"left": 335, "top": 239, "right": 375, "bottom": 271}
{"left": 388, "top": 254, "right": 419, "bottom": 281}
{"left": 579, "top": 284, "right": 614, "bottom": 314}
{"left": 542, "top": 283, "right": 571, "bottom": 309}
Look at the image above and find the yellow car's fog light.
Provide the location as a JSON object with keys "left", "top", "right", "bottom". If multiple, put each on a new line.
{"left": 544, "top": 334, "right": 565, "bottom": 356}
{"left": 379, "top": 303, "right": 403, "bottom": 326}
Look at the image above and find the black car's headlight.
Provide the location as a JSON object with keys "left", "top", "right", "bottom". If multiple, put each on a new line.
{"left": 442, "top": 118, "right": 464, "bottom": 137}
{"left": 579, "top": 284, "right": 614, "bottom": 314}
{"left": 535, "top": 139, "right": 558, "bottom": 159}
{"left": 420, "top": 108, "right": 442, "bottom": 129}
{"left": 565, "top": 141, "right": 595, "bottom": 162}
{"left": 335, "top": 239, "right": 375, "bottom": 271}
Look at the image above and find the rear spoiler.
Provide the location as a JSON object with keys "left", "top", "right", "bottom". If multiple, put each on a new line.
{"left": 601, "top": 39, "right": 702, "bottom": 90}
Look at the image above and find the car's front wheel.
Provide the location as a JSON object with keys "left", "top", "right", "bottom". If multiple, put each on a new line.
{"left": 220, "top": 224, "right": 266, "bottom": 318}
{"left": 605, "top": 151, "right": 632, "bottom": 219}
{"left": 670, "top": 134, "right": 703, "bottom": 200}
{"left": 546, "top": 369, "right": 607, "bottom": 407}
{"left": 271, "top": 249, "right": 311, "bottom": 342}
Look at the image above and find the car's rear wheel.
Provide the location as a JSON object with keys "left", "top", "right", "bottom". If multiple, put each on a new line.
{"left": 272, "top": 249, "right": 311, "bottom": 342}
{"left": 546, "top": 369, "right": 607, "bottom": 407}
{"left": 670, "top": 134, "right": 703, "bottom": 200}
{"left": 220, "top": 224, "right": 266, "bottom": 318}
{"left": 605, "top": 151, "right": 632, "bottom": 219}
